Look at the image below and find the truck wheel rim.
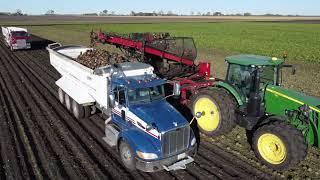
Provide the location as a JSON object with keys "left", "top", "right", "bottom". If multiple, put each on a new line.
{"left": 121, "top": 146, "right": 132, "bottom": 165}
{"left": 65, "top": 94, "right": 71, "bottom": 110}
{"left": 58, "top": 89, "right": 64, "bottom": 104}
{"left": 72, "top": 101, "right": 79, "bottom": 118}
{"left": 194, "top": 97, "right": 220, "bottom": 132}
{"left": 257, "top": 133, "right": 287, "bottom": 164}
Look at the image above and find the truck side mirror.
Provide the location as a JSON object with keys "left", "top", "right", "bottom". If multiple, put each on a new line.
{"left": 109, "top": 94, "right": 115, "bottom": 108}
{"left": 121, "top": 110, "right": 126, "bottom": 120}
{"left": 173, "top": 82, "right": 181, "bottom": 96}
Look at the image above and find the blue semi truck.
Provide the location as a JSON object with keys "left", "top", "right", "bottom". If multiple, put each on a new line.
{"left": 47, "top": 43, "right": 197, "bottom": 172}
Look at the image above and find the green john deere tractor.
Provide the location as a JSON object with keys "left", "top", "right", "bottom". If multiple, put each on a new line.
{"left": 191, "top": 54, "right": 320, "bottom": 170}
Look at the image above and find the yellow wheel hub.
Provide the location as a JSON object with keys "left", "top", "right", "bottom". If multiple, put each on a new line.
{"left": 257, "top": 133, "right": 287, "bottom": 164}
{"left": 194, "top": 97, "right": 220, "bottom": 132}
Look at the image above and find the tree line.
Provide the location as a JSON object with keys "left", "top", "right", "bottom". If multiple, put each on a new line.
{"left": 0, "top": 9, "right": 305, "bottom": 17}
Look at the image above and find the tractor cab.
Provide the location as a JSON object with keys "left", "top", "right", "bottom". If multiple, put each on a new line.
{"left": 225, "top": 55, "right": 286, "bottom": 128}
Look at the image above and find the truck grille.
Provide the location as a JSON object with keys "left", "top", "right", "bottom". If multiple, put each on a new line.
{"left": 161, "top": 126, "right": 190, "bottom": 157}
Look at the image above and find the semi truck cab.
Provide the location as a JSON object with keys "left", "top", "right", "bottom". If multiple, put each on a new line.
{"left": 1, "top": 27, "right": 31, "bottom": 51}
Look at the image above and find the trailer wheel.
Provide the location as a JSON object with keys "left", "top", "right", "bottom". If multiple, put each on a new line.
{"left": 83, "top": 106, "right": 91, "bottom": 118}
{"left": 252, "top": 120, "right": 307, "bottom": 170}
{"left": 191, "top": 89, "right": 236, "bottom": 136}
{"left": 58, "top": 88, "right": 65, "bottom": 104}
{"left": 72, "top": 100, "right": 85, "bottom": 119}
{"left": 64, "top": 93, "right": 72, "bottom": 111}
{"left": 119, "top": 141, "right": 136, "bottom": 171}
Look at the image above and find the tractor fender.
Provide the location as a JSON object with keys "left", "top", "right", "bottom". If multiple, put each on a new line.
{"left": 213, "top": 81, "right": 244, "bottom": 106}
{"left": 253, "top": 115, "right": 289, "bottom": 132}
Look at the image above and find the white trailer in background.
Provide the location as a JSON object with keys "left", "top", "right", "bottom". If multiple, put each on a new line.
{"left": 1, "top": 26, "right": 31, "bottom": 51}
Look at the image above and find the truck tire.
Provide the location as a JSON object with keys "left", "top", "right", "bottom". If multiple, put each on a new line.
{"left": 191, "top": 89, "right": 236, "bottom": 136}
{"left": 64, "top": 93, "right": 72, "bottom": 111}
{"left": 119, "top": 141, "right": 136, "bottom": 171}
{"left": 58, "top": 88, "right": 65, "bottom": 104}
{"left": 252, "top": 120, "right": 307, "bottom": 170}
{"left": 72, "top": 99, "right": 85, "bottom": 119}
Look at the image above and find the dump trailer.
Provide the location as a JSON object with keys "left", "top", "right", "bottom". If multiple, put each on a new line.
{"left": 47, "top": 43, "right": 197, "bottom": 172}
{"left": 1, "top": 26, "right": 31, "bottom": 51}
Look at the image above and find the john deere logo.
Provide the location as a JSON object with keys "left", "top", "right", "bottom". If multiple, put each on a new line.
{"left": 173, "top": 122, "right": 178, "bottom": 127}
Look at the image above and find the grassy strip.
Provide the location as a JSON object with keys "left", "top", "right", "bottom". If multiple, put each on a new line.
{"left": 23, "top": 22, "right": 320, "bottom": 62}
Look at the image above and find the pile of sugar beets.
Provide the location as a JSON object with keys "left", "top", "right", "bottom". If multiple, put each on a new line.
{"left": 76, "top": 49, "right": 128, "bottom": 69}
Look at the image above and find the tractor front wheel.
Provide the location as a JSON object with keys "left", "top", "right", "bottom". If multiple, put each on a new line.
{"left": 252, "top": 120, "right": 307, "bottom": 170}
{"left": 191, "top": 89, "right": 236, "bottom": 136}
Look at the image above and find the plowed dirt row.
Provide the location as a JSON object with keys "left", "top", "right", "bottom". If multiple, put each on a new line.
{"left": 0, "top": 37, "right": 273, "bottom": 179}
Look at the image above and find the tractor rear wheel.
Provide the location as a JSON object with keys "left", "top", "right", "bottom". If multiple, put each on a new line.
{"left": 252, "top": 120, "right": 307, "bottom": 170}
{"left": 191, "top": 89, "right": 236, "bottom": 136}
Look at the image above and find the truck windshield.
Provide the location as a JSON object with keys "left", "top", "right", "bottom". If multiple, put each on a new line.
{"left": 127, "top": 85, "right": 165, "bottom": 104}
{"left": 12, "top": 31, "right": 28, "bottom": 37}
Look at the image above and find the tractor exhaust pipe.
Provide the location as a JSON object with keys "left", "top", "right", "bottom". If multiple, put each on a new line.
{"left": 247, "top": 68, "right": 263, "bottom": 117}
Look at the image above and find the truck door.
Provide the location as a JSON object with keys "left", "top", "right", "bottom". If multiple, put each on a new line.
{"left": 112, "top": 87, "right": 129, "bottom": 129}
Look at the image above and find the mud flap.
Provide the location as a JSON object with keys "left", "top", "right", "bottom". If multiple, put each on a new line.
{"left": 162, "top": 156, "right": 194, "bottom": 171}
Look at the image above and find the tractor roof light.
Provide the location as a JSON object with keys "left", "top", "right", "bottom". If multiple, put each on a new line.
{"left": 272, "top": 57, "right": 278, "bottom": 61}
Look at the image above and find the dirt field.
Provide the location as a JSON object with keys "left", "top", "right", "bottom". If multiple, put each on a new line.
{"left": 1, "top": 15, "right": 320, "bottom": 25}
{"left": 0, "top": 35, "right": 280, "bottom": 179}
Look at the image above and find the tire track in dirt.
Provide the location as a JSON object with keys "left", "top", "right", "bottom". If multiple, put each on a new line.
{"left": 0, "top": 47, "right": 83, "bottom": 179}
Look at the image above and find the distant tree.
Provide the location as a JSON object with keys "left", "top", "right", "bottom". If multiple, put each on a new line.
{"left": 111, "top": 11, "right": 115, "bottom": 15}
{"left": 152, "top": 11, "right": 157, "bottom": 16}
{"left": 244, "top": 12, "right": 251, "bottom": 16}
{"left": 13, "top": 9, "right": 23, "bottom": 16}
{"left": 167, "top": 10, "right": 173, "bottom": 16}
{"left": 158, "top": 10, "right": 164, "bottom": 16}
{"left": 99, "top": 9, "right": 108, "bottom": 16}
{"left": 197, "top": 11, "right": 201, "bottom": 16}
{"left": 206, "top": 12, "right": 211, "bottom": 16}
{"left": 190, "top": 11, "right": 194, "bottom": 16}
{"left": 213, "top": 11, "right": 222, "bottom": 16}
{"left": 45, "top": 9, "right": 55, "bottom": 15}
{"left": 130, "top": 11, "right": 136, "bottom": 16}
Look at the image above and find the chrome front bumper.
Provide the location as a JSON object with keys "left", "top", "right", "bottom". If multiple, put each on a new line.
{"left": 12, "top": 43, "right": 31, "bottom": 50}
{"left": 135, "top": 145, "right": 197, "bottom": 172}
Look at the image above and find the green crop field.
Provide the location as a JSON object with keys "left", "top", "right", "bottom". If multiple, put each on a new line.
{"left": 24, "top": 22, "right": 320, "bottom": 62}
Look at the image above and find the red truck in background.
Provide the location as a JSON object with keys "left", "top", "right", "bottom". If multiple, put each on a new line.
{"left": 1, "top": 26, "right": 31, "bottom": 51}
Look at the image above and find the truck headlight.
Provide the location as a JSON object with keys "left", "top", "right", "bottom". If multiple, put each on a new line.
{"left": 136, "top": 151, "right": 158, "bottom": 160}
{"left": 191, "top": 137, "right": 196, "bottom": 146}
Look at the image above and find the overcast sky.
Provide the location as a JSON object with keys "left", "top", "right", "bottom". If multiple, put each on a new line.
{"left": 1, "top": 0, "right": 319, "bottom": 15}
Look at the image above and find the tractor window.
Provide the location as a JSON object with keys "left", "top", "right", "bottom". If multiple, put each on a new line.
{"left": 227, "top": 64, "right": 253, "bottom": 98}
{"left": 260, "top": 66, "right": 276, "bottom": 85}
